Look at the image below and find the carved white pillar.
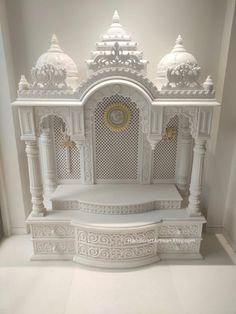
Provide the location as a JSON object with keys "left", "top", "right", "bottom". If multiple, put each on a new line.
{"left": 40, "top": 128, "right": 57, "bottom": 196}
{"left": 187, "top": 138, "right": 207, "bottom": 216}
{"left": 25, "top": 141, "right": 46, "bottom": 216}
{"left": 175, "top": 117, "right": 193, "bottom": 192}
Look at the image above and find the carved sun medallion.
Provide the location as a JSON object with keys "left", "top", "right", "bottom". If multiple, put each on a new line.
{"left": 104, "top": 103, "right": 131, "bottom": 131}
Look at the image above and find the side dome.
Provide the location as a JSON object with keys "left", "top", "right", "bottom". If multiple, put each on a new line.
{"left": 35, "top": 34, "right": 79, "bottom": 89}
{"left": 157, "top": 35, "right": 198, "bottom": 88}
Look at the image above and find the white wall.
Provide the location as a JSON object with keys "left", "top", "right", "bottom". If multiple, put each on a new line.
{"left": 0, "top": 0, "right": 30, "bottom": 235}
{"left": 207, "top": 6, "right": 236, "bottom": 246}
{"left": 0, "top": 0, "right": 234, "bottom": 235}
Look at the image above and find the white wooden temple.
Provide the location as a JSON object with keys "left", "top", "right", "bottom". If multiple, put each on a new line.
{"left": 13, "top": 11, "right": 219, "bottom": 268}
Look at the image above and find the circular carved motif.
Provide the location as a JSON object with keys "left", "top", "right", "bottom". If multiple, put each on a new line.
{"left": 104, "top": 103, "right": 131, "bottom": 131}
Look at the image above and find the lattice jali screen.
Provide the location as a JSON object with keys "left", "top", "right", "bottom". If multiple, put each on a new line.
{"left": 94, "top": 94, "right": 141, "bottom": 182}
{"left": 52, "top": 116, "right": 81, "bottom": 180}
{"left": 152, "top": 115, "right": 179, "bottom": 181}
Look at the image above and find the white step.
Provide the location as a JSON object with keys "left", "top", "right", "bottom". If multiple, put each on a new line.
{"left": 50, "top": 184, "right": 183, "bottom": 214}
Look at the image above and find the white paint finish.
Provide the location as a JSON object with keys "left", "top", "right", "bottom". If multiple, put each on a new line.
{"left": 0, "top": 0, "right": 29, "bottom": 235}
{"left": 206, "top": 5, "right": 236, "bottom": 233}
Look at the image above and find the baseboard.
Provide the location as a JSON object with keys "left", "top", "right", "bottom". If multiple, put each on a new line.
{"left": 205, "top": 226, "right": 223, "bottom": 234}
{"left": 205, "top": 226, "right": 236, "bottom": 252}
{"left": 222, "top": 229, "right": 236, "bottom": 251}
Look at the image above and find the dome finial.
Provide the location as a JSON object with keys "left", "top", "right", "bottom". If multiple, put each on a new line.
{"left": 176, "top": 34, "right": 183, "bottom": 45}
{"left": 112, "top": 10, "right": 120, "bottom": 23}
{"left": 172, "top": 34, "right": 186, "bottom": 53}
{"left": 51, "top": 34, "right": 59, "bottom": 45}
{"left": 48, "top": 34, "right": 63, "bottom": 52}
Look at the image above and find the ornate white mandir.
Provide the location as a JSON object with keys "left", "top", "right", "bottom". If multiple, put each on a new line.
{"left": 13, "top": 11, "right": 219, "bottom": 268}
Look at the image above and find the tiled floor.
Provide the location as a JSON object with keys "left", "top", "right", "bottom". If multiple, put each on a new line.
{"left": 0, "top": 233, "right": 236, "bottom": 314}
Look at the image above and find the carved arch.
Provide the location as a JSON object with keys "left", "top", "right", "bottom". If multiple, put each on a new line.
{"left": 162, "top": 106, "right": 198, "bottom": 138}
{"left": 34, "top": 107, "right": 71, "bottom": 136}
{"left": 75, "top": 68, "right": 159, "bottom": 102}
{"left": 83, "top": 83, "right": 151, "bottom": 134}
{"left": 82, "top": 83, "right": 152, "bottom": 184}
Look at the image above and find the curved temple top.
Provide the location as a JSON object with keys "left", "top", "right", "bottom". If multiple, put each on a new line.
{"left": 15, "top": 10, "right": 216, "bottom": 101}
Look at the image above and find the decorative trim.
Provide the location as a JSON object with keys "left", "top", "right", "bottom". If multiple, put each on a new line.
{"left": 77, "top": 229, "right": 156, "bottom": 246}
{"left": 31, "top": 224, "right": 74, "bottom": 238}
{"left": 156, "top": 238, "right": 201, "bottom": 253}
{"left": 51, "top": 199, "right": 181, "bottom": 213}
{"left": 159, "top": 224, "right": 202, "bottom": 238}
{"left": 76, "top": 68, "right": 159, "bottom": 101}
{"left": 159, "top": 89, "right": 215, "bottom": 98}
{"left": 88, "top": 42, "right": 145, "bottom": 72}
{"left": 77, "top": 243, "right": 156, "bottom": 260}
{"left": 33, "top": 239, "right": 75, "bottom": 255}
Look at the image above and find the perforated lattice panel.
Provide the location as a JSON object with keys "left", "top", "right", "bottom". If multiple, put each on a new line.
{"left": 152, "top": 115, "right": 179, "bottom": 180}
{"left": 52, "top": 116, "right": 81, "bottom": 180}
{"left": 94, "top": 95, "right": 140, "bottom": 182}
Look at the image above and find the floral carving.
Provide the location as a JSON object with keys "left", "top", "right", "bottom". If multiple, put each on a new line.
{"left": 77, "top": 243, "right": 156, "bottom": 260}
{"left": 159, "top": 224, "right": 202, "bottom": 238}
{"left": 31, "top": 224, "right": 74, "bottom": 238}
{"left": 77, "top": 229, "right": 156, "bottom": 246}
{"left": 33, "top": 240, "right": 75, "bottom": 254}
{"left": 156, "top": 238, "right": 201, "bottom": 253}
{"left": 166, "top": 62, "right": 201, "bottom": 89}
{"left": 31, "top": 64, "right": 70, "bottom": 90}
{"left": 89, "top": 42, "right": 145, "bottom": 72}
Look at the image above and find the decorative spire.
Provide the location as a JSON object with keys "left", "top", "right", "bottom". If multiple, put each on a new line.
{"left": 18, "top": 75, "right": 29, "bottom": 91}
{"left": 172, "top": 35, "right": 186, "bottom": 53}
{"left": 112, "top": 10, "right": 120, "bottom": 23}
{"left": 48, "top": 34, "right": 63, "bottom": 53}
{"left": 203, "top": 75, "right": 214, "bottom": 91}
{"left": 176, "top": 34, "right": 183, "bottom": 45}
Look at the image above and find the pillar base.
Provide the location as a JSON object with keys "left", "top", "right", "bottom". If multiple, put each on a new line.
{"left": 187, "top": 207, "right": 202, "bottom": 217}
{"left": 31, "top": 211, "right": 47, "bottom": 217}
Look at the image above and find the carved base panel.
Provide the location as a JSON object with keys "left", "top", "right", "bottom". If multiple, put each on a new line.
{"left": 27, "top": 209, "right": 206, "bottom": 268}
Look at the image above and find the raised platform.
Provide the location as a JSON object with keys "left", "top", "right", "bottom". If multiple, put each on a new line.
{"left": 27, "top": 207, "right": 206, "bottom": 268}
{"left": 50, "top": 184, "right": 183, "bottom": 214}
